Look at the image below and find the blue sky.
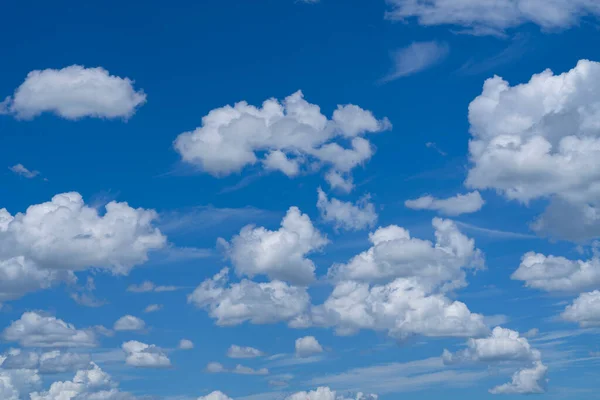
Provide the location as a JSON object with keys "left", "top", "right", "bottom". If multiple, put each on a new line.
{"left": 1, "top": 0, "right": 600, "bottom": 399}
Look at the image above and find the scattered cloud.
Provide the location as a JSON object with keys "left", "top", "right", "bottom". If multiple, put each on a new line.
{"left": 381, "top": 41, "right": 449, "bottom": 82}
{"left": 113, "top": 315, "right": 146, "bottom": 332}
{"left": 1, "top": 65, "right": 146, "bottom": 120}
{"left": 8, "top": 164, "right": 39, "bottom": 179}
{"left": 122, "top": 340, "right": 171, "bottom": 368}
{"left": 127, "top": 281, "right": 179, "bottom": 293}
{"left": 295, "top": 336, "right": 324, "bottom": 358}
{"left": 405, "top": 191, "right": 484, "bottom": 216}
{"left": 179, "top": 339, "right": 194, "bottom": 350}
{"left": 317, "top": 188, "right": 377, "bottom": 231}
{"left": 227, "top": 345, "right": 265, "bottom": 359}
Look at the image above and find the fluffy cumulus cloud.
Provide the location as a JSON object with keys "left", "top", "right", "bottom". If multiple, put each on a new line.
{"left": 317, "top": 188, "right": 377, "bottom": 231}
{"left": 0, "top": 192, "right": 165, "bottom": 302}
{"left": 197, "top": 391, "right": 233, "bottom": 400}
{"left": 2, "top": 312, "right": 97, "bottom": 348}
{"left": 385, "top": 0, "right": 600, "bottom": 36}
{"left": 227, "top": 345, "right": 264, "bottom": 358}
{"left": 561, "top": 290, "right": 600, "bottom": 327}
{"left": 173, "top": 91, "right": 391, "bottom": 191}
{"left": 0, "top": 65, "right": 146, "bottom": 120}
{"left": 121, "top": 341, "right": 171, "bottom": 368}
{"left": 187, "top": 268, "right": 310, "bottom": 326}
{"left": 309, "top": 278, "right": 489, "bottom": 339}
{"left": 512, "top": 252, "right": 600, "bottom": 293}
{"left": 295, "top": 336, "right": 323, "bottom": 358}
{"left": 113, "top": 316, "right": 145, "bottom": 332}
{"left": 218, "top": 207, "right": 328, "bottom": 285}
{"left": 405, "top": 191, "right": 484, "bottom": 216}
{"left": 489, "top": 361, "right": 548, "bottom": 395}
{"left": 179, "top": 339, "right": 194, "bottom": 350}
{"left": 465, "top": 60, "right": 600, "bottom": 241}
{"left": 442, "top": 327, "right": 540, "bottom": 364}
{"left": 28, "top": 361, "right": 137, "bottom": 400}
{"left": 1, "top": 349, "right": 90, "bottom": 374}
{"left": 328, "top": 218, "right": 484, "bottom": 291}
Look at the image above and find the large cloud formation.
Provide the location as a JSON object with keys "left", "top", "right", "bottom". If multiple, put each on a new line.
{"left": 0, "top": 192, "right": 166, "bottom": 303}
{"left": 466, "top": 60, "right": 600, "bottom": 241}
{"left": 0, "top": 65, "right": 146, "bottom": 120}
{"left": 174, "top": 91, "right": 391, "bottom": 192}
{"left": 386, "top": 0, "right": 600, "bottom": 36}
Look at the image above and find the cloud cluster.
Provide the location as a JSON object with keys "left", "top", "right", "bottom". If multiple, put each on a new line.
{"left": 1, "top": 65, "right": 146, "bottom": 120}
{"left": 0, "top": 192, "right": 166, "bottom": 302}
{"left": 2, "top": 312, "right": 97, "bottom": 348}
{"left": 317, "top": 188, "right": 377, "bottom": 231}
{"left": 1, "top": 349, "right": 90, "bottom": 374}
{"left": 188, "top": 268, "right": 310, "bottom": 326}
{"left": 218, "top": 206, "right": 328, "bottom": 285}
{"left": 489, "top": 362, "right": 548, "bottom": 394}
{"left": 385, "top": 0, "right": 600, "bottom": 36}
{"left": 466, "top": 60, "right": 600, "bottom": 241}
{"left": 121, "top": 341, "right": 171, "bottom": 368}
{"left": 174, "top": 91, "right": 391, "bottom": 192}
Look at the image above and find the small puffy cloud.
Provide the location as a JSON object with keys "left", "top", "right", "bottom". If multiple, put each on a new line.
{"left": 8, "top": 164, "right": 39, "bottom": 179}
{"left": 405, "top": 191, "right": 484, "bottom": 216}
{"left": 1, "top": 349, "right": 90, "bottom": 374}
{"left": 227, "top": 345, "right": 264, "bottom": 359}
{"left": 173, "top": 91, "right": 390, "bottom": 191}
{"left": 205, "top": 362, "right": 226, "bottom": 373}
{"left": 382, "top": 41, "right": 449, "bottom": 82}
{"left": 286, "top": 387, "right": 378, "bottom": 400}
{"left": 232, "top": 364, "right": 269, "bottom": 375}
{"left": 317, "top": 188, "right": 377, "bottom": 231}
{"left": 187, "top": 268, "right": 310, "bottom": 326}
{"left": 561, "top": 290, "right": 600, "bottom": 327}
{"left": 2, "top": 312, "right": 96, "bottom": 348}
{"left": 113, "top": 316, "right": 145, "bottom": 332}
{"left": 328, "top": 218, "right": 484, "bottom": 291}
{"left": 512, "top": 252, "right": 600, "bottom": 293}
{"left": 1, "top": 65, "right": 146, "bottom": 120}
{"left": 218, "top": 206, "right": 328, "bottom": 285}
{"left": 310, "top": 278, "right": 488, "bottom": 339}
{"left": 179, "top": 339, "right": 194, "bottom": 350}
{"left": 295, "top": 336, "right": 323, "bottom": 358}
{"left": 489, "top": 362, "right": 548, "bottom": 394}
{"left": 386, "top": 0, "right": 600, "bottom": 36}
{"left": 442, "top": 327, "right": 540, "bottom": 364}
{"left": 197, "top": 391, "right": 233, "bottom": 400}
{"left": 121, "top": 341, "right": 171, "bottom": 368}
{"left": 0, "top": 192, "right": 166, "bottom": 276}
{"left": 126, "top": 281, "right": 178, "bottom": 293}
{"left": 465, "top": 60, "right": 600, "bottom": 241}
{"left": 143, "top": 304, "right": 162, "bottom": 313}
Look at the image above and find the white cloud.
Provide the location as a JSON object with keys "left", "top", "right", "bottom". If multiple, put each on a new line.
{"left": 0, "top": 192, "right": 166, "bottom": 277}
{"left": 382, "top": 41, "right": 449, "bottom": 82}
{"left": 385, "top": 0, "right": 600, "bottom": 36}
{"left": 143, "top": 304, "right": 163, "bottom": 313}
{"left": 2, "top": 312, "right": 96, "bottom": 348}
{"left": 405, "top": 191, "right": 484, "bottom": 216}
{"left": 317, "top": 188, "right": 377, "bottom": 231}
{"left": 1, "top": 349, "right": 90, "bottom": 374}
{"left": 328, "top": 218, "right": 484, "bottom": 291}
{"left": 286, "top": 387, "right": 377, "bottom": 400}
{"left": 126, "top": 281, "right": 178, "bottom": 293}
{"left": 1, "top": 65, "right": 146, "bottom": 120}
{"left": 465, "top": 60, "right": 600, "bottom": 241}
{"left": 113, "top": 316, "right": 145, "bottom": 332}
{"left": 561, "top": 290, "right": 600, "bottom": 327}
{"left": 310, "top": 278, "right": 488, "bottom": 339}
{"left": 295, "top": 336, "right": 323, "bottom": 358}
{"left": 173, "top": 91, "right": 390, "bottom": 191}
{"left": 187, "top": 268, "right": 310, "bottom": 326}
{"left": 218, "top": 207, "right": 328, "bottom": 285}
{"left": 179, "top": 339, "right": 194, "bottom": 350}
{"left": 512, "top": 252, "right": 600, "bottom": 293}
{"left": 489, "top": 361, "right": 548, "bottom": 394}
{"left": 442, "top": 327, "right": 540, "bottom": 364}
{"left": 206, "top": 362, "right": 226, "bottom": 373}
{"left": 197, "top": 391, "right": 233, "bottom": 400}
{"left": 121, "top": 341, "right": 171, "bottom": 368}
{"left": 227, "top": 345, "right": 265, "bottom": 359}
{"left": 8, "top": 164, "right": 39, "bottom": 179}
{"left": 205, "top": 362, "right": 268, "bottom": 375}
